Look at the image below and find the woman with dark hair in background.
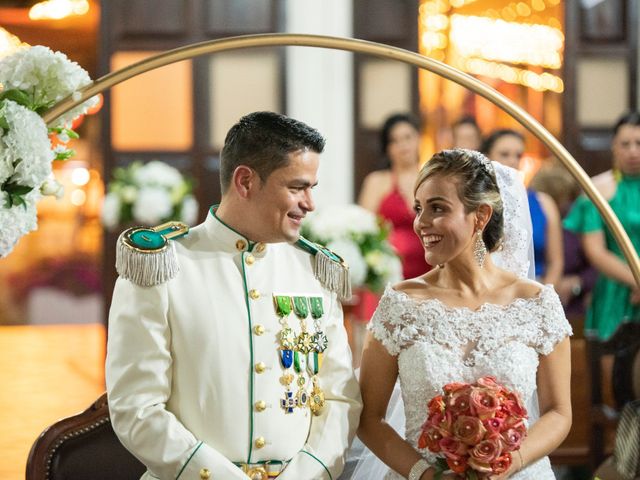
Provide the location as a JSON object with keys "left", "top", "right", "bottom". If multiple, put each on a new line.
{"left": 482, "top": 129, "right": 564, "bottom": 286}
{"left": 359, "top": 113, "right": 431, "bottom": 279}
{"left": 564, "top": 112, "right": 640, "bottom": 340}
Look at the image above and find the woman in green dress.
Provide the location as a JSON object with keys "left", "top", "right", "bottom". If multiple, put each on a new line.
{"left": 564, "top": 112, "right": 640, "bottom": 340}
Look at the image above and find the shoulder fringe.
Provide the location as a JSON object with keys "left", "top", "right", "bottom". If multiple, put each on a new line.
{"left": 313, "top": 249, "right": 352, "bottom": 301}
{"left": 115, "top": 231, "right": 179, "bottom": 287}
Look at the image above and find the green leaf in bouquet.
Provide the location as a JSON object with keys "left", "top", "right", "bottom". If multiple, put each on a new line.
{"left": 432, "top": 458, "right": 449, "bottom": 480}
{"left": 2, "top": 181, "right": 34, "bottom": 208}
{"left": 34, "top": 99, "right": 56, "bottom": 115}
{"left": 0, "top": 89, "right": 32, "bottom": 108}
{"left": 48, "top": 127, "right": 80, "bottom": 140}
{"left": 55, "top": 149, "right": 76, "bottom": 161}
{"left": 0, "top": 114, "right": 9, "bottom": 131}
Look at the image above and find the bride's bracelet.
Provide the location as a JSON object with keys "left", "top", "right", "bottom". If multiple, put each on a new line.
{"left": 517, "top": 449, "right": 525, "bottom": 470}
{"left": 408, "top": 458, "right": 429, "bottom": 480}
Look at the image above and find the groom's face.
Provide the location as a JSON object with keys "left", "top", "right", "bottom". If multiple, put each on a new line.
{"left": 413, "top": 175, "right": 476, "bottom": 266}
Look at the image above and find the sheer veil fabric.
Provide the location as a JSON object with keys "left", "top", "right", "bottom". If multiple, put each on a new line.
{"left": 343, "top": 162, "right": 536, "bottom": 480}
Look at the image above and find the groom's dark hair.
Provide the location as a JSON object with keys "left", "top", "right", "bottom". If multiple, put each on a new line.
{"left": 220, "top": 111, "right": 325, "bottom": 194}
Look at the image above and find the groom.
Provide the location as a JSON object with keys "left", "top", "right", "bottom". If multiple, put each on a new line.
{"left": 106, "top": 111, "right": 362, "bottom": 479}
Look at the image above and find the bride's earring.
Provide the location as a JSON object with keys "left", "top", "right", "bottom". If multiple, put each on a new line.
{"left": 474, "top": 229, "right": 487, "bottom": 268}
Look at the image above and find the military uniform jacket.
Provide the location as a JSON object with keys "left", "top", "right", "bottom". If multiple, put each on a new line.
{"left": 106, "top": 210, "right": 362, "bottom": 480}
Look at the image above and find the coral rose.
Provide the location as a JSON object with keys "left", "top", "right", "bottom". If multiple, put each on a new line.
{"left": 453, "top": 416, "right": 486, "bottom": 445}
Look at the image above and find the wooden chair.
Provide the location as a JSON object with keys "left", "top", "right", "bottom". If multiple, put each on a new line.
{"left": 26, "top": 392, "right": 146, "bottom": 480}
{"left": 587, "top": 322, "right": 640, "bottom": 475}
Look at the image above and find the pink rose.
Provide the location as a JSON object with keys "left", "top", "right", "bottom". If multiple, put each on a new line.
{"left": 448, "top": 390, "right": 472, "bottom": 416}
{"left": 443, "top": 382, "right": 469, "bottom": 394}
{"left": 470, "top": 388, "right": 500, "bottom": 419}
{"left": 477, "top": 376, "right": 500, "bottom": 390}
{"left": 419, "top": 423, "right": 446, "bottom": 452}
{"left": 453, "top": 415, "right": 486, "bottom": 445}
{"left": 430, "top": 410, "right": 454, "bottom": 433}
{"left": 428, "top": 394, "right": 445, "bottom": 416}
{"left": 483, "top": 416, "right": 505, "bottom": 435}
{"left": 501, "top": 427, "right": 526, "bottom": 450}
{"left": 504, "top": 391, "right": 527, "bottom": 418}
{"left": 446, "top": 454, "right": 469, "bottom": 475}
{"left": 439, "top": 436, "right": 468, "bottom": 458}
{"left": 490, "top": 453, "right": 513, "bottom": 474}
{"left": 470, "top": 437, "right": 503, "bottom": 463}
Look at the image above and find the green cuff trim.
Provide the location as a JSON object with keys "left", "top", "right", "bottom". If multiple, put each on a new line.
{"left": 301, "top": 450, "right": 332, "bottom": 480}
{"left": 176, "top": 441, "right": 203, "bottom": 479}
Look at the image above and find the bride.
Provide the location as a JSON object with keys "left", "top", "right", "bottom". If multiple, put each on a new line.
{"left": 355, "top": 149, "right": 572, "bottom": 479}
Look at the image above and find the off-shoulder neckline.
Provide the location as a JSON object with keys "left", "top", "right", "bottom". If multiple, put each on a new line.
{"left": 385, "top": 283, "right": 553, "bottom": 314}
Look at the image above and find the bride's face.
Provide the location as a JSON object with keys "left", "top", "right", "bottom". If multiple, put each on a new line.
{"left": 413, "top": 174, "right": 477, "bottom": 266}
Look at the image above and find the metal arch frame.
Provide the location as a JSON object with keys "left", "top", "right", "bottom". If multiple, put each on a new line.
{"left": 42, "top": 33, "right": 640, "bottom": 285}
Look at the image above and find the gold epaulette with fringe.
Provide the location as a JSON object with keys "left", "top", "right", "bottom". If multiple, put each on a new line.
{"left": 295, "top": 236, "right": 351, "bottom": 301}
{"left": 116, "top": 221, "right": 189, "bottom": 287}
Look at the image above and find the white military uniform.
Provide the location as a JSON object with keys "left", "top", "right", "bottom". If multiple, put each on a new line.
{"left": 106, "top": 209, "right": 362, "bottom": 480}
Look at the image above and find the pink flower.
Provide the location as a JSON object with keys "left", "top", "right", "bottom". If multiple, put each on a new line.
{"left": 453, "top": 416, "right": 486, "bottom": 445}
{"left": 446, "top": 454, "right": 469, "bottom": 475}
{"left": 470, "top": 437, "right": 503, "bottom": 463}
{"left": 439, "top": 436, "right": 468, "bottom": 458}
{"left": 443, "top": 382, "right": 468, "bottom": 394}
{"left": 428, "top": 394, "right": 445, "bottom": 416}
{"left": 504, "top": 391, "right": 527, "bottom": 418}
{"left": 418, "top": 423, "right": 445, "bottom": 452}
{"left": 467, "top": 456, "right": 493, "bottom": 473}
{"left": 477, "top": 376, "right": 500, "bottom": 390}
{"left": 470, "top": 388, "right": 500, "bottom": 419}
{"left": 448, "top": 390, "right": 472, "bottom": 416}
{"left": 501, "top": 427, "right": 525, "bottom": 450}
{"left": 483, "top": 416, "right": 505, "bottom": 435}
{"left": 490, "top": 453, "right": 513, "bottom": 474}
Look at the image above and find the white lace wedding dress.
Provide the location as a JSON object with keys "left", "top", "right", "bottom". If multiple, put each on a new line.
{"left": 366, "top": 283, "right": 573, "bottom": 480}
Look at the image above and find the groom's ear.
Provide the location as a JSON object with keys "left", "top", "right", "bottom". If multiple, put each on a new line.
{"left": 475, "top": 204, "right": 493, "bottom": 230}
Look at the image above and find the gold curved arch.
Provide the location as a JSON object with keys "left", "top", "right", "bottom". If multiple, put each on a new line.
{"left": 42, "top": 33, "right": 640, "bottom": 285}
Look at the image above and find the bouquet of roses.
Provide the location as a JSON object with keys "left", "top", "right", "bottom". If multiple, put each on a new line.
{"left": 418, "top": 376, "right": 528, "bottom": 479}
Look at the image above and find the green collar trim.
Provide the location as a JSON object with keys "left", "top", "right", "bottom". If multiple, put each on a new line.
{"left": 210, "top": 204, "right": 256, "bottom": 251}
{"left": 240, "top": 250, "right": 256, "bottom": 463}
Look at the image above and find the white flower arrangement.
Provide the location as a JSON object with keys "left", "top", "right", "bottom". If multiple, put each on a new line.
{"left": 302, "top": 204, "right": 402, "bottom": 292}
{"left": 0, "top": 45, "right": 98, "bottom": 257}
{"left": 102, "top": 160, "right": 199, "bottom": 230}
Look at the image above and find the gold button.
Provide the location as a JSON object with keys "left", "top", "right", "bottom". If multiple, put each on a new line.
{"left": 245, "top": 255, "right": 255, "bottom": 265}
{"left": 255, "top": 243, "right": 266, "bottom": 253}
{"left": 249, "top": 289, "right": 260, "bottom": 300}
{"left": 253, "top": 324, "right": 265, "bottom": 336}
{"left": 236, "top": 239, "right": 247, "bottom": 251}
{"left": 254, "top": 436, "right": 266, "bottom": 449}
{"left": 200, "top": 468, "right": 211, "bottom": 479}
{"left": 255, "top": 362, "right": 266, "bottom": 373}
{"left": 255, "top": 400, "right": 267, "bottom": 411}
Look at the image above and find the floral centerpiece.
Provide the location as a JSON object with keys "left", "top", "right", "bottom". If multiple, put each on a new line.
{"left": 418, "top": 376, "right": 528, "bottom": 479}
{"left": 0, "top": 45, "right": 98, "bottom": 257}
{"left": 101, "top": 160, "right": 199, "bottom": 229}
{"left": 301, "top": 204, "right": 402, "bottom": 293}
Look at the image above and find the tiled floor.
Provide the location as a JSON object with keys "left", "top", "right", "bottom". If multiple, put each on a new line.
{"left": 0, "top": 324, "right": 105, "bottom": 480}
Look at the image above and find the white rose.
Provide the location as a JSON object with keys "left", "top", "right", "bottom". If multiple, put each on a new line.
{"left": 0, "top": 190, "right": 40, "bottom": 257}
{"left": 134, "top": 160, "right": 183, "bottom": 188}
{"left": 101, "top": 192, "right": 121, "bottom": 230}
{"left": 132, "top": 187, "right": 173, "bottom": 225}
{"left": 327, "top": 238, "right": 367, "bottom": 288}
{"left": 40, "top": 176, "right": 64, "bottom": 199}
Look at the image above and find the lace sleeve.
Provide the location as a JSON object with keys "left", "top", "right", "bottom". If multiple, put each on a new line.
{"left": 367, "top": 285, "right": 416, "bottom": 356}
{"left": 534, "top": 286, "right": 573, "bottom": 355}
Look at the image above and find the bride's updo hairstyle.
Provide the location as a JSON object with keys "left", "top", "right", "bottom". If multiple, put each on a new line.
{"left": 415, "top": 149, "right": 504, "bottom": 252}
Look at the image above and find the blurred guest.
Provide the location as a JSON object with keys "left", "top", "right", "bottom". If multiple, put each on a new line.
{"left": 359, "top": 113, "right": 430, "bottom": 279}
{"left": 531, "top": 162, "right": 597, "bottom": 317}
{"left": 483, "top": 129, "right": 564, "bottom": 285}
{"left": 451, "top": 115, "right": 483, "bottom": 151}
{"left": 564, "top": 112, "right": 640, "bottom": 340}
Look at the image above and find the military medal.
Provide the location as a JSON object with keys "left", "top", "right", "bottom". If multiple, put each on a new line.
{"left": 274, "top": 295, "right": 296, "bottom": 413}
{"left": 309, "top": 377, "right": 325, "bottom": 416}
